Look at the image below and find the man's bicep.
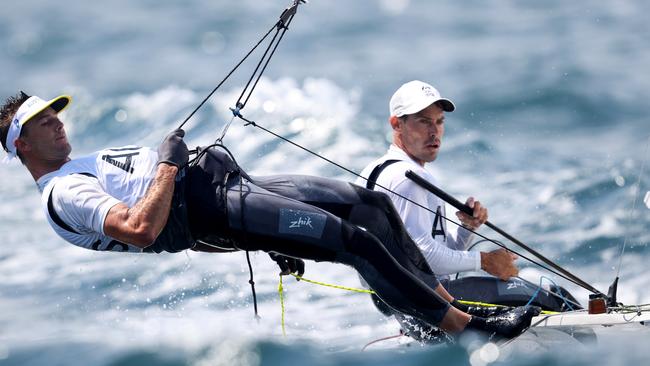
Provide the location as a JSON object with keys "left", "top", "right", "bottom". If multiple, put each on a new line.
{"left": 53, "top": 176, "right": 121, "bottom": 234}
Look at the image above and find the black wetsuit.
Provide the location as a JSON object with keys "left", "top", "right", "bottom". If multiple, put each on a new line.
{"left": 181, "top": 146, "right": 451, "bottom": 326}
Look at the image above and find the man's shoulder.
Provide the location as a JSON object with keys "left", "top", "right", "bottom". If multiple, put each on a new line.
{"left": 357, "top": 154, "right": 389, "bottom": 185}
{"left": 359, "top": 147, "right": 410, "bottom": 174}
{"left": 376, "top": 161, "right": 442, "bottom": 203}
{"left": 358, "top": 149, "right": 423, "bottom": 187}
{"left": 37, "top": 154, "right": 98, "bottom": 193}
{"left": 378, "top": 159, "right": 427, "bottom": 185}
{"left": 43, "top": 173, "right": 101, "bottom": 201}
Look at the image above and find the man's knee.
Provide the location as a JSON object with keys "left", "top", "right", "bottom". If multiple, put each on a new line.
{"left": 340, "top": 224, "right": 392, "bottom": 264}
{"left": 356, "top": 187, "right": 395, "bottom": 213}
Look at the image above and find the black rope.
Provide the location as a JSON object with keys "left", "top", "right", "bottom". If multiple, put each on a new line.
{"left": 245, "top": 251, "right": 261, "bottom": 321}
{"left": 451, "top": 239, "right": 582, "bottom": 308}
{"left": 237, "top": 12, "right": 296, "bottom": 110}
{"left": 176, "top": 0, "right": 573, "bottom": 287}
{"left": 177, "top": 0, "right": 304, "bottom": 131}
{"left": 454, "top": 239, "right": 505, "bottom": 280}
{"left": 405, "top": 170, "right": 603, "bottom": 295}
{"left": 233, "top": 29, "right": 282, "bottom": 111}
{"left": 239, "top": 157, "right": 260, "bottom": 320}
{"left": 235, "top": 114, "right": 600, "bottom": 294}
{"left": 170, "top": 0, "right": 598, "bottom": 307}
{"left": 177, "top": 24, "right": 275, "bottom": 131}
{"left": 177, "top": 1, "right": 305, "bottom": 319}
{"left": 190, "top": 143, "right": 261, "bottom": 319}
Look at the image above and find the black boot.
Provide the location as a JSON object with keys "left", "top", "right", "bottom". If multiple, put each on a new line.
{"left": 467, "top": 305, "right": 542, "bottom": 339}
{"left": 451, "top": 299, "right": 514, "bottom": 318}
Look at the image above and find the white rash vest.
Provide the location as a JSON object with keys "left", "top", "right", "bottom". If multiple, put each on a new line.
{"left": 357, "top": 145, "right": 481, "bottom": 279}
{"left": 37, "top": 146, "right": 159, "bottom": 252}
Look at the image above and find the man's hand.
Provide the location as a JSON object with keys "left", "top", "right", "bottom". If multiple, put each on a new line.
{"left": 456, "top": 196, "right": 488, "bottom": 230}
{"left": 480, "top": 248, "right": 519, "bottom": 281}
{"left": 158, "top": 128, "right": 189, "bottom": 168}
{"left": 269, "top": 252, "right": 305, "bottom": 277}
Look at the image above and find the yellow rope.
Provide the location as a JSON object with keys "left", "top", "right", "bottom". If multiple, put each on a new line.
{"left": 277, "top": 273, "right": 558, "bottom": 333}
{"left": 456, "top": 299, "right": 559, "bottom": 315}
{"left": 290, "top": 273, "right": 376, "bottom": 294}
{"left": 278, "top": 275, "right": 286, "bottom": 337}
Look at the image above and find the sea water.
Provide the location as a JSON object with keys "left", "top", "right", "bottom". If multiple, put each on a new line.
{"left": 1, "top": 1, "right": 649, "bottom": 365}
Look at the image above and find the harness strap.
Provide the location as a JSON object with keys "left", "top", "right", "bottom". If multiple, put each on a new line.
{"left": 365, "top": 159, "right": 401, "bottom": 190}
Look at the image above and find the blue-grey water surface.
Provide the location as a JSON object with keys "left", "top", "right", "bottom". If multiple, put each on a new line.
{"left": 1, "top": 1, "right": 649, "bottom": 365}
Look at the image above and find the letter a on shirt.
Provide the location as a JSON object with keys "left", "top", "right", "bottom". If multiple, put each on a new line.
{"left": 431, "top": 206, "right": 446, "bottom": 240}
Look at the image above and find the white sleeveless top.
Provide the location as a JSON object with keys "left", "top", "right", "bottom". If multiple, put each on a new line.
{"left": 357, "top": 144, "right": 480, "bottom": 279}
{"left": 37, "top": 146, "right": 158, "bottom": 252}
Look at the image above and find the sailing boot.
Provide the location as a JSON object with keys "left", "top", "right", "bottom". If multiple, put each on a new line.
{"left": 452, "top": 299, "right": 515, "bottom": 318}
{"left": 466, "top": 305, "right": 542, "bottom": 339}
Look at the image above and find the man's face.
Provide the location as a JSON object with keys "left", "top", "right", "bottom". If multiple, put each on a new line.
{"left": 393, "top": 103, "right": 445, "bottom": 165}
{"left": 18, "top": 107, "right": 71, "bottom": 161}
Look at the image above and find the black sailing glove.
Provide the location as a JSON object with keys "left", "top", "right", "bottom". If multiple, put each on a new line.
{"left": 269, "top": 252, "right": 305, "bottom": 277}
{"left": 158, "top": 128, "right": 189, "bottom": 168}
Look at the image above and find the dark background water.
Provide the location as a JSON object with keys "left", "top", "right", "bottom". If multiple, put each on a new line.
{"left": 1, "top": 1, "right": 649, "bottom": 365}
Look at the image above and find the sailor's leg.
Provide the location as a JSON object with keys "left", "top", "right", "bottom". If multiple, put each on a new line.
{"left": 395, "top": 306, "right": 471, "bottom": 343}
{"left": 225, "top": 178, "right": 456, "bottom": 328}
{"left": 346, "top": 184, "right": 437, "bottom": 284}
{"left": 337, "top": 222, "right": 469, "bottom": 331}
{"left": 251, "top": 175, "right": 438, "bottom": 287}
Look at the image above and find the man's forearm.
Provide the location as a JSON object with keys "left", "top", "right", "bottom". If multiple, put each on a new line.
{"left": 104, "top": 163, "right": 178, "bottom": 246}
{"left": 418, "top": 234, "right": 481, "bottom": 275}
{"left": 129, "top": 163, "right": 178, "bottom": 240}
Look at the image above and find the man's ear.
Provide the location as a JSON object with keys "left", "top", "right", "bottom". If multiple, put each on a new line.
{"left": 14, "top": 137, "right": 30, "bottom": 154}
{"left": 389, "top": 115, "right": 401, "bottom": 131}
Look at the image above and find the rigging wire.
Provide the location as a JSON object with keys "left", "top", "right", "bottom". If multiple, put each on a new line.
{"left": 235, "top": 10, "right": 296, "bottom": 111}
{"left": 176, "top": 0, "right": 304, "bottom": 132}
{"left": 176, "top": 24, "right": 275, "bottom": 131}
{"left": 236, "top": 114, "right": 600, "bottom": 293}
{"left": 167, "top": 0, "right": 599, "bottom": 295}
{"left": 615, "top": 135, "right": 650, "bottom": 278}
{"left": 165, "top": 0, "right": 553, "bottom": 281}
{"left": 172, "top": 1, "right": 305, "bottom": 321}
{"left": 215, "top": 11, "right": 297, "bottom": 145}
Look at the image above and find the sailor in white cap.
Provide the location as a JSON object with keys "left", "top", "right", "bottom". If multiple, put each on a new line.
{"left": 356, "top": 81, "right": 525, "bottom": 339}
{"left": 359, "top": 80, "right": 518, "bottom": 281}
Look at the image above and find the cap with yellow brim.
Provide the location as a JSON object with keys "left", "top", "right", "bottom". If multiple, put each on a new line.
{"left": 3, "top": 94, "right": 71, "bottom": 161}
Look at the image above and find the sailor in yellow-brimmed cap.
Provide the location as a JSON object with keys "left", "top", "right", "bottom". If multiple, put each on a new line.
{"left": 3, "top": 93, "right": 71, "bottom": 161}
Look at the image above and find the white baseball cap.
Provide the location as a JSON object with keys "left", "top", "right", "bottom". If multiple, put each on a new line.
{"left": 389, "top": 80, "right": 455, "bottom": 117}
{"left": 3, "top": 94, "right": 71, "bottom": 161}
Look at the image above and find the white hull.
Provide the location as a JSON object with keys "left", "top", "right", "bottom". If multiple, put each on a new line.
{"left": 364, "top": 308, "right": 650, "bottom": 351}
{"left": 498, "top": 307, "right": 650, "bottom": 354}
{"left": 531, "top": 308, "right": 650, "bottom": 327}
